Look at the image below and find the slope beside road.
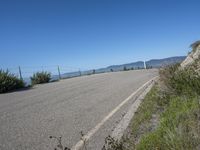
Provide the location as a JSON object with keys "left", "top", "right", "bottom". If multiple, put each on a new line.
{"left": 0, "top": 69, "right": 158, "bottom": 150}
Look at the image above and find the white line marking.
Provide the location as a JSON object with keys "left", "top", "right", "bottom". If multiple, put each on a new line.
{"left": 111, "top": 79, "right": 157, "bottom": 140}
{"left": 71, "top": 76, "right": 158, "bottom": 150}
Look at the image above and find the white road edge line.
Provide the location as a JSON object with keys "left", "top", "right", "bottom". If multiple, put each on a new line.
{"left": 71, "top": 76, "right": 158, "bottom": 150}
{"left": 111, "top": 77, "right": 158, "bottom": 140}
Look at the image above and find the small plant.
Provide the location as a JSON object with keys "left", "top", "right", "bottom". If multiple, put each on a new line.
{"left": 49, "top": 136, "right": 70, "bottom": 150}
{"left": 49, "top": 131, "right": 87, "bottom": 150}
{"left": 80, "top": 131, "right": 88, "bottom": 150}
{"left": 102, "top": 135, "right": 125, "bottom": 150}
{"left": 30, "top": 71, "right": 51, "bottom": 85}
{"left": 123, "top": 66, "right": 127, "bottom": 71}
{"left": 0, "top": 69, "right": 24, "bottom": 93}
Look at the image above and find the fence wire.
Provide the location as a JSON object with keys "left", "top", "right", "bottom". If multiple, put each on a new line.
{"left": 2, "top": 65, "right": 89, "bottom": 85}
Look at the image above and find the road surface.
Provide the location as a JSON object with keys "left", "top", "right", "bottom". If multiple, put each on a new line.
{"left": 0, "top": 69, "right": 158, "bottom": 150}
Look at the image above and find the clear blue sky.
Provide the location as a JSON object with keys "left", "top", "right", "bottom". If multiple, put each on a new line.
{"left": 1, "top": 0, "right": 200, "bottom": 70}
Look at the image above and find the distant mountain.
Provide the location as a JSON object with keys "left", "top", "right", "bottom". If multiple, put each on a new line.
{"left": 146, "top": 56, "right": 186, "bottom": 68}
{"left": 67, "top": 56, "right": 186, "bottom": 76}
{"left": 107, "top": 61, "right": 144, "bottom": 71}
{"left": 103, "top": 56, "right": 186, "bottom": 72}
{"left": 23, "top": 56, "right": 186, "bottom": 85}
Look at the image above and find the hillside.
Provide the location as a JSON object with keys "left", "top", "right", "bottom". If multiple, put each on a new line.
{"left": 181, "top": 40, "right": 200, "bottom": 70}
{"left": 106, "top": 56, "right": 186, "bottom": 71}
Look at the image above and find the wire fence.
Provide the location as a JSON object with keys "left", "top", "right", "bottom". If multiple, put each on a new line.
{"left": 3, "top": 65, "right": 91, "bottom": 85}
{"left": 3, "top": 62, "right": 149, "bottom": 85}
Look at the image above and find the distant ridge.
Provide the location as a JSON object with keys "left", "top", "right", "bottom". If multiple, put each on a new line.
{"left": 62, "top": 56, "right": 186, "bottom": 76}
{"left": 24, "top": 56, "right": 186, "bottom": 85}
{"left": 103, "top": 56, "right": 186, "bottom": 72}
{"left": 146, "top": 56, "right": 186, "bottom": 68}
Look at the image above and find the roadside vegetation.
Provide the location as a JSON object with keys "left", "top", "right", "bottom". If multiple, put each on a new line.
{"left": 30, "top": 71, "right": 51, "bottom": 85}
{"left": 137, "top": 65, "right": 200, "bottom": 150}
{"left": 103, "top": 41, "right": 200, "bottom": 150}
{"left": 116, "top": 62, "right": 200, "bottom": 150}
{"left": 0, "top": 70, "right": 52, "bottom": 93}
{"left": 0, "top": 69, "right": 25, "bottom": 93}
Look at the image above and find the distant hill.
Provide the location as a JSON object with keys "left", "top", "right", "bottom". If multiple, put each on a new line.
{"left": 61, "top": 56, "right": 186, "bottom": 76}
{"left": 107, "top": 61, "right": 144, "bottom": 71}
{"left": 103, "top": 56, "right": 186, "bottom": 72}
{"left": 23, "top": 56, "right": 186, "bottom": 85}
{"left": 146, "top": 56, "right": 186, "bottom": 68}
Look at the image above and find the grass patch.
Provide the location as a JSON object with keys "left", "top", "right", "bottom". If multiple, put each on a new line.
{"left": 131, "top": 86, "right": 160, "bottom": 134}
{"left": 122, "top": 84, "right": 166, "bottom": 149}
{"left": 137, "top": 95, "right": 200, "bottom": 150}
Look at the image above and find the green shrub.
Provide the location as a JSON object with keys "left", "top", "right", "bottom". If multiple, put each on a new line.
{"left": 0, "top": 70, "right": 25, "bottom": 93}
{"left": 160, "top": 64, "right": 200, "bottom": 96}
{"left": 30, "top": 71, "right": 51, "bottom": 85}
{"left": 159, "top": 64, "right": 180, "bottom": 91}
{"left": 170, "top": 68, "right": 200, "bottom": 96}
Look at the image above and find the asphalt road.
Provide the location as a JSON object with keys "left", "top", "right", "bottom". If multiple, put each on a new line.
{"left": 0, "top": 69, "right": 158, "bottom": 150}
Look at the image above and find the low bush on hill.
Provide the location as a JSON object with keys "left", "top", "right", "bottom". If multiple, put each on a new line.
{"left": 0, "top": 70, "right": 25, "bottom": 93}
{"left": 30, "top": 71, "right": 51, "bottom": 85}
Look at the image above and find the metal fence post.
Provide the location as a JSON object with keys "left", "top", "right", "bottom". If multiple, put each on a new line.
{"left": 79, "top": 69, "right": 81, "bottom": 76}
{"left": 18, "top": 66, "right": 23, "bottom": 80}
{"left": 57, "top": 66, "right": 61, "bottom": 80}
